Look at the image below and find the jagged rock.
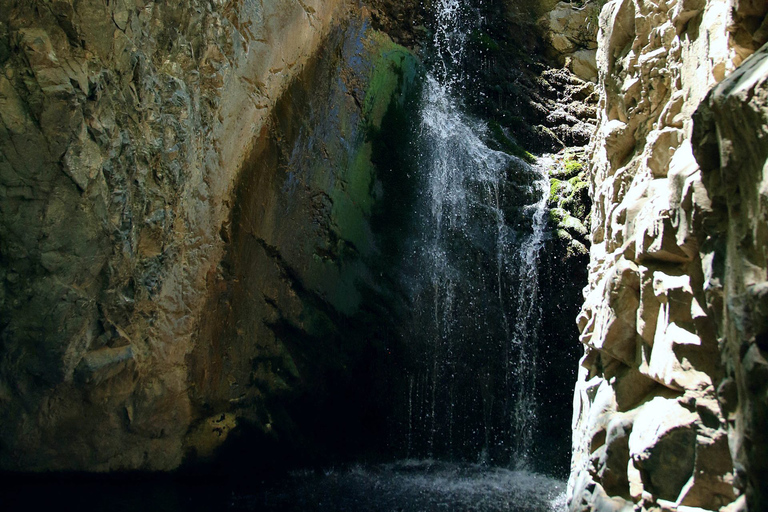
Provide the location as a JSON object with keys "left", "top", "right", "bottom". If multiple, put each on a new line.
{"left": 0, "top": 0, "right": 421, "bottom": 472}
{"left": 579, "top": 260, "right": 640, "bottom": 367}
{"left": 569, "top": 0, "right": 766, "bottom": 510}
{"left": 643, "top": 128, "right": 684, "bottom": 179}
{"left": 642, "top": 321, "right": 711, "bottom": 392}
{"left": 628, "top": 397, "right": 698, "bottom": 502}
{"left": 636, "top": 266, "right": 661, "bottom": 345}
{"left": 593, "top": 413, "right": 633, "bottom": 497}
{"left": 541, "top": 2, "right": 597, "bottom": 54}
{"left": 693, "top": 41, "right": 768, "bottom": 512}
{"left": 539, "top": 1, "right": 600, "bottom": 82}
{"left": 612, "top": 365, "right": 659, "bottom": 412}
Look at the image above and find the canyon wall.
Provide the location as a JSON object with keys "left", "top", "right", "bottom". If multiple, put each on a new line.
{"left": 693, "top": 42, "right": 768, "bottom": 512}
{"left": 570, "top": 0, "right": 768, "bottom": 510}
{"left": 0, "top": 0, "right": 595, "bottom": 476}
{"left": 0, "top": 0, "right": 421, "bottom": 471}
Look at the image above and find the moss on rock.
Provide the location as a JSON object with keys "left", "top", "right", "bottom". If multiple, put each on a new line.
{"left": 546, "top": 151, "right": 591, "bottom": 257}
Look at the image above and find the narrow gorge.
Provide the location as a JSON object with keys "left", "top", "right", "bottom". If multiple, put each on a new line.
{"left": 0, "top": 1, "right": 766, "bottom": 511}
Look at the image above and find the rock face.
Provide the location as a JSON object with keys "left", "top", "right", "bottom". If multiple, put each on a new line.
{"left": 0, "top": 0, "right": 420, "bottom": 471}
{"left": 539, "top": 1, "right": 600, "bottom": 82}
{"left": 693, "top": 43, "right": 768, "bottom": 512}
{"left": 0, "top": 0, "right": 596, "bottom": 476}
{"left": 570, "top": 0, "right": 768, "bottom": 510}
{"left": 189, "top": 21, "right": 421, "bottom": 469}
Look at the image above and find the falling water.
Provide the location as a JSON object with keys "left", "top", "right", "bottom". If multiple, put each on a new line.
{"left": 402, "top": 0, "right": 550, "bottom": 467}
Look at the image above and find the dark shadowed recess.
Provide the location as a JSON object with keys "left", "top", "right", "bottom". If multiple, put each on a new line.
{"left": 183, "top": 17, "right": 425, "bottom": 477}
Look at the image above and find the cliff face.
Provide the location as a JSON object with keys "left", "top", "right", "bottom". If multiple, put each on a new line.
{"left": 0, "top": 0, "right": 421, "bottom": 471}
{"left": 189, "top": 21, "right": 421, "bottom": 469}
{"left": 693, "top": 43, "right": 768, "bottom": 512}
{"left": 570, "top": 0, "right": 768, "bottom": 510}
{"left": 0, "top": 0, "right": 595, "bottom": 475}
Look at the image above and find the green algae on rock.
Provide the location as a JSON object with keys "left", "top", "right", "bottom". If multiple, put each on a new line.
{"left": 187, "top": 18, "right": 423, "bottom": 469}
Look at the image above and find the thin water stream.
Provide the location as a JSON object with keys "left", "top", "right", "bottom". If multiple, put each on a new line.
{"left": 237, "top": 3, "right": 565, "bottom": 507}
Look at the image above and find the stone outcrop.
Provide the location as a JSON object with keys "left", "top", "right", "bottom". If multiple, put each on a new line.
{"left": 570, "top": 0, "right": 767, "bottom": 510}
{"left": 459, "top": 0, "right": 600, "bottom": 154}
{"left": 189, "top": 21, "right": 421, "bottom": 469}
{"left": 0, "top": 0, "right": 420, "bottom": 471}
{"left": 0, "top": 0, "right": 598, "bottom": 476}
{"left": 540, "top": 1, "right": 600, "bottom": 82}
{"left": 693, "top": 43, "right": 768, "bottom": 512}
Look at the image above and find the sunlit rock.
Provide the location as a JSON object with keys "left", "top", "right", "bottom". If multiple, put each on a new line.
{"left": 570, "top": 0, "right": 767, "bottom": 509}
{"left": 540, "top": 1, "right": 600, "bottom": 82}
{"left": 628, "top": 397, "right": 698, "bottom": 502}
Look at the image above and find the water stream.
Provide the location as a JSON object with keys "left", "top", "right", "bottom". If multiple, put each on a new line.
{"left": 235, "top": 3, "right": 566, "bottom": 507}
{"left": 400, "top": 0, "right": 550, "bottom": 468}
{"left": 3, "top": 3, "right": 567, "bottom": 511}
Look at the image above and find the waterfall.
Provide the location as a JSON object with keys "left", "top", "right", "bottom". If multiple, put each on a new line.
{"left": 401, "top": 0, "right": 550, "bottom": 468}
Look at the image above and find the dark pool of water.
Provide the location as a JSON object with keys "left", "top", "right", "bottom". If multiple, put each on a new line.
{"left": 1, "top": 460, "right": 566, "bottom": 512}
{"left": 235, "top": 460, "right": 566, "bottom": 512}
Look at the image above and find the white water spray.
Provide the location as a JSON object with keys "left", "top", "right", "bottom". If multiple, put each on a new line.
{"left": 405, "top": 0, "right": 550, "bottom": 466}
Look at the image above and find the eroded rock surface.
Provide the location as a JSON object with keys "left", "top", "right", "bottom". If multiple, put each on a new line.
{"left": 539, "top": 1, "right": 600, "bottom": 82}
{"left": 693, "top": 43, "right": 768, "bottom": 512}
{"left": 570, "top": 0, "right": 767, "bottom": 510}
{"left": 0, "top": 0, "right": 420, "bottom": 472}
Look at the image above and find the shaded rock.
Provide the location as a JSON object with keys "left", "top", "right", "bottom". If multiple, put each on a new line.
{"left": 693, "top": 41, "right": 768, "bottom": 512}
{"left": 0, "top": 0, "right": 423, "bottom": 473}
{"left": 628, "top": 397, "right": 697, "bottom": 502}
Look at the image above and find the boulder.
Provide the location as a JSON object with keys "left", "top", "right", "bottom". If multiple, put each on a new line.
{"left": 540, "top": 1, "right": 600, "bottom": 82}
{"left": 628, "top": 397, "right": 698, "bottom": 502}
{"left": 571, "top": 49, "right": 599, "bottom": 82}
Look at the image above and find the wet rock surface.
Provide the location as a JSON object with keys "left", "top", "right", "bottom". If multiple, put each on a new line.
{"left": 459, "top": 1, "right": 599, "bottom": 154}
{"left": 189, "top": 18, "right": 423, "bottom": 470}
{"left": 0, "top": 0, "right": 594, "bottom": 477}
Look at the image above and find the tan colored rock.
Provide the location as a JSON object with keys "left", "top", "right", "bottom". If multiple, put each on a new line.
{"left": 643, "top": 128, "right": 684, "bottom": 179}
{"left": 0, "top": 0, "right": 362, "bottom": 471}
{"left": 628, "top": 397, "right": 698, "bottom": 502}
{"left": 571, "top": 49, "right": 599, "bottom": 82}
{"left": 594, "top": 413, "right": 634, "bottom": 497}
{"left": 637, "top": 266, "right": 661, "bottom": 344}
{"left": 569, "top": 0, "right": 760, "bottom": 509}
{"left": 579, "top": 260, "right": 640, "bottom": 366}
{"left": 643, "top": 321, "right": 710, "bottom": 391}
{"left": 541, "top": 2, "right": 597, "bottom": 53}
{"left": 540, "top": 2, "right": 600, "bottom": 82}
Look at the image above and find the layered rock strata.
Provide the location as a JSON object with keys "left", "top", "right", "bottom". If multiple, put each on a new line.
{"left": 570, "top": 0, "right": 767, "bottom": 510}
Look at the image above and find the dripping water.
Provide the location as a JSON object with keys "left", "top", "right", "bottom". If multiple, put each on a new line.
{"left": 402, "top": 0, "right": 550, "bottom": 468}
